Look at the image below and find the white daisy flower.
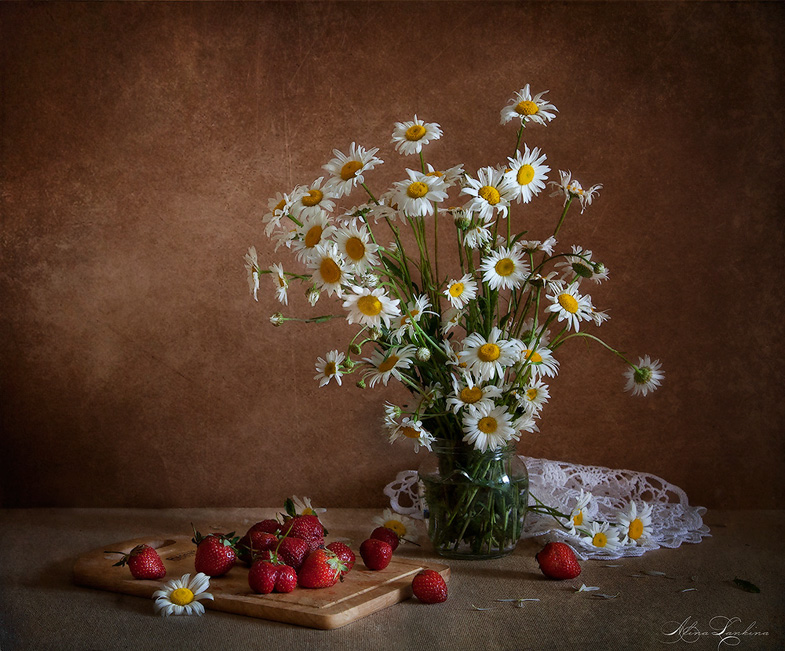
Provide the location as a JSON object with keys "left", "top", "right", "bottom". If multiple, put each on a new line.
{"left": 323, "top": 142, "right": 383, "bottom": 198}
{"left": 554, "top": 246, "right": 610, "bottom": 284}
{"left": 564, "top": 490, "right": 593, "bottom": 534}
{"left": 423, "top": 163, "right": 465, "bottom": 188}
{"left": 268, "top": 262, "right": 288, "bottom": 306}
{"left": 545, "top": 284, "right": 594, "bottom": 332}
{"left": 372, "top": 508, "right": 417, "bottom": 539}
{"left": 580, "top": 521, "right": 623, "bottom": 553}
{"left": 306, "top": 285, "right": 321, "bottom": 306}
{"left": 446, "top": 374, "right": 502, "bottom": 414}
{"left": 363, "top": 345, "right": 417, "bottom": 388}
{"left": 342, "top": 285, "right": 401, "bottom": 329}
{"left": 262, "top": 188, "right": 306, "bottom": 237}
{"left": 291, "top": 495, "right": 327, "bottom": 516}
{"left": 388, "top": 416, "right": 435, "bottom": 453}
{"left": 290, "top": 177, "right": 337, "bottom": 220}
{"left": 444, "top": 274, "right": 479, "bottom": 309}
{"left": 441, "top": 307, "right": 464, "bottom": 334}
{"left": 461, "top": 166, "right": 515, "bottom": 223}
{"left": 314, "top": 349, "right": 346, "bottom": 387}
{"left": 462, "top": 403, "right": 518, "bottom": 452}
{"left": 504, "top": 145, "right": 550, "bottom": 204}
{"left": 291, "top": 213, "right": 337, "bottom": 263}
{"left": 591, "top": 307, "right": 610, "bottom": 326}
{"left": 512, "top": 410, "right": 539, "bottom": 436}
{"left": 623, "top": 356, "right": 664, "bottom": 396}
{"left": 335, "top": 223, "right": 380, "bottom": 273}
{"left": 549, "top": 170, "right": 602, "bottom": 214}
{"left": 616, "top": 501, "right": 654, "bottom": 546}
{"left": 391, "top": 115, "right": 443, "bottom": 156}
{"left": 500, "top": 85, "right": 558, "bottom": 127}
{"left": 518, "top": 342, "right": 559, "bottom": 379}
{"left": 480, "top": 246, "right": 529, "bottom": 291}
{"left": 392, "top": 169, "right": 448, "bottom": 217}
{"left": 463, "top": 222, "right": 494, "bottom": 250}
{"left": 517, "top": 379, "right": 550, "bottom": 414}
{"left": 367, "top": 200, "right": 400, "bottom": 223}
{"left": 391, "top": 295, "right": 434, "bottom": 342}
{"left": 382, "top": 401, "right": 403, "bottom": 428}
{"left": 244, "top": 247, "right": 260, "bottom": 301}
{"left": 307, "top": 242, "right": 350, "bottom": 297}
{"left": 458, "top": 327, "right": 519, "bottom": 381}
{"left": 153, "top": 573, "right": 213, "bottom": 617}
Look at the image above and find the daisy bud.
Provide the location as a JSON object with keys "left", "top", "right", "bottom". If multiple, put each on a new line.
{"left": 387, "top": 241, "right": 399, "bottom": 253}
{"left": 416, "top": 347, "right": 431, "bottom": 362}
{"left": 593, "top": 262, "right": 606, "bottom": 274}
{"left": 349, "top": 344, "right": 362, "bottom": 355}
{"left": 572, "top": 262, "right": 594, "bottom": 279}
{"left": 356, "top": 379, "right": 367, "bottom": 389}
{"left": 344, "top": 358, "right": 356, "bottom": 370}
{"left": 306, "top": 286, "right": 320, "bottom": 306}
{"left": 452, "top": 208, "right": 471, "bottom": 229}
{"left": 269, "top": 313, "right": 285, "bottom": 327}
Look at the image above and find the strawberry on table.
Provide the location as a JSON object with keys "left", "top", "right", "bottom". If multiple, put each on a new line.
{"left": 105, "top": 544, "right": 166, "bottom": 580}
{"left": 411, "top": 569, "right": 448, "bottom": 604}
{"left": 359, "top": 538, "right": 392, "bottom": 571}
{"left": 370, "top": 526, "right": 400, "bottom": 552}
{"left": 248, "top": 559, "right": 280, "bottom": 595}
{"left": 298, "top": 549, "right": 347, "bottom": 589}
{"left": 535, "top": 541, "right": 582, "bottom": 580}
{"left": 325, "top": 541, "right": 355, "bottom": 575}
{"left": 274, "top": 565, "right": 298, "bottom": 593}
{"left": 192, "top": 527, "right": 240, "bottom": 577}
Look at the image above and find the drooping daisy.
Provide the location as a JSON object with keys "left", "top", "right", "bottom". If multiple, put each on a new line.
{"left": 290, "top": 177, "right": 337, "bottom": 220}
{"left": 244, "top": 246, "right": 260, "bottom": 301}
{"left": 268, "top": 262, "right": 289, "bottom": 305}
{"left": 517, "top": 379, "right": 550, "bottom": 414}
{"left": 444, "top": 274, "right": 479, "bottom": 309}
{"left": 591, "top": 307, "right": 610, "bottom": 326}
{"left": 291, "top": 213, "right": 337, "bottom": 263}
{"left": 549, "top": 170, "right": 602, "bottom": 214}
{"left": 367, "top": 200, "right": 400, "bottom": 223}
{"left": 616, "top": 501, "right": 654, "bottom": 546}
{"left": 564, "top": 490, "right": 593, "bottom": 534}
{"left": 342, "top": 285, "right": 401, "bottom": 329}
{"left": 623, "top": 356, "right": 664, "bottom": 396}
{"left": 446, "top": 374, "right": 503, "bottom": 414}
{"left": 335, "top": 223, "right": 380, "bottom": 273}
{"left": 500, "top": 85, "right": 558, "bottom": 127}
{"left": 424, "top": 162, "right": 465, "bottom": 188}
{"left": 153, "top": 573, "right": 213, "bottom": 617}
{"left": 463, "top": 222, "right": 494, "bottom": 250}
{"left": 388, "top": 416, "right": 435, "bottom": 452}
{"left": 391, "top": 115, "right": 443, "bottom": 156}
{"left": 480, "top": 246, "right": 529, "bottom": 291}
{"left": 554, "top": 246, "right": 610, "bottom": 284}
{"left": 458, "top": 327, "right": 519, "bottom": 381}
{"left": 382, "top": 401, "right": 403, "bottom": 428}
{"left": 314, "top": 349, "right": 346, "bottom": 387}
{"left": 462, "top": 403, "right": 518, "bottom": 452}
{"left": 504, "top": 145, "right": 550, "bottom": 204}
{"left": 580, "top": 521, "right": 623, "bottom": 553}
{"left": 262, "top": 188, "right": 306, "bottom": 237}
{"left": 512, "top": 410, "right": 539, "bottom": 436}
{"left": 461, "top": 166, "right": 516, "bottom": 223}
{"left": 392, "top": 169, "right": 448, "bottom": 217}
{"left": 441, "top": 307, "right": 464, "bottom": 334}
{"left": 290, "top": 495, "right": 327, "bottom": 516}
{"left": 323, "top": 142, "right": 384, "bottom": 198}
{"left": 545, "top": 284, "right": 594, "bottom": 332}
{"left": 391, "top": 295, "right": 434, "bottom": 342}
{"left": 372, "top": 508, "right": 418, "bottom": 539}
{"left": 363, "top": 345, "right": 417, "bottom": 388}
{"left": 518, "top": 341, "right": 559, "bottom": 379}
{"left": 307, "top": 242, "right": 350, "bottom": 297}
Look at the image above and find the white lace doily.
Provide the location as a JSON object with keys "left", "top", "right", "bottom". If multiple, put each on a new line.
{"left": 383, "top": 456, "right": 710, "bottom": 560}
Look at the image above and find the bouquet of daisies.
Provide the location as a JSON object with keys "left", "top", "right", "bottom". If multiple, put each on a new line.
{"left": 245, "top": 86, "right": 663, "bottom": 556}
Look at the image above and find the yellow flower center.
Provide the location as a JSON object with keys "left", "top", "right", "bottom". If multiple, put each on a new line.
{"left": 478, "top": 416, "right": 498, "bottom": 434}
{"left": 384, "top": 519, "right": 407, "bottom": 537}
{"left": 449, "top": 282, "right": 465, "bottom": 297}
{"left": 592, "top": 532, "right": 608, "bottom": 548}
{"left": 400, "top": 426, "right": 420, "bottom": 439}
{"left": 558, "top": 293, "right": 579, "bottom": 314}
{"left": 478, "top": 343, "right": 501, "bottom": 362}
{"left": 405, "top": 124, "right": 427, "bottom": 141}
{"left": 378, "top": 354, "right": 400, "bottom": 373}
{"left": 459, "top": 387, "right": 484, "bottom": 404}
{"left": 478, "top": 185, "right": 500, "bottom": 205}
{"left": 274, "top": 199, "right": 286, "bottom": 213}
{"left": 357, "top": 295, "right": 383, "bottom": 316}
{"left": 304, "top": 224, "right": 323, "bottom": 248}
{"left": 344, "top": 236, "right": 366, "bottom": 261}
{"left": 301, "top": 189, "right": 324, "bottom": 207}
{"left": 340, "top": 160, "right": 363, "bottom": 181}
{"left": 573, "top": 511, "right": 583, "bottom": 527}
{"left": 301, "top": 507, "right": 315, "bottom": 515}
{"left": 515, "top": 100, "right": 539, "bottom": 116}
{"left": 494, "top": 258, "right": 516, "bottom": 277}
{"left": 426, "top": 170, "right": 443, "bottom": 177}
{"left": 628, "top": 518, "right": 644, "bottom": 540}
{"left": 516, "top": 164, "right": 535, "bottom": 186}
{"left": 407, "top": 181, "right": 429, "bottom": 198}
{"left": 170, "top": 588, "right": 195, "bottom": 606}
{"left": 277, "top": 274, "right": 286, "bottom": 288}
{"left": 522, "top": 349, "right": 543, "bottom": 363}
{"left": 319, "top": 258, "right": 342, "bottom": 284}
{"left": 525, "top": 388, "right": 539, "bottom": 401}
{"left": 324, "top": 362, "right": 336, "bottom": 376}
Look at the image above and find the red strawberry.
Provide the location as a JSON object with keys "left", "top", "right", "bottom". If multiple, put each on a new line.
{"left": 277, "top": 536, "right": 309, "bottom": 570}
{"left": 298, "top": 549, "right": 347, "bottom": 589}
{"left": 105, "top": 544, "right": 166, "bottom": 580}
{"left": 274, "top": 565, "right": 298, "bottom": 593}
{"left": 192, "top": 528, "right": 239, "bottom": 577}
{"left": 411, "top": 569, "right": 448, "bottom": 604}
{"left": 325, "top": 542, "right": 355, "bottom": 575}
{"left": 370, "top": 526, "right": 400, "bottom": 552}
{"left": 238, "top": 531, "right": 279, "bottom": 565}
{"left": 247, "top": 519, "right": 281, "bottom": 535}
{"left": 535, "top": 542, "right": 582, "bottom": 580}
{"left": 280, "top": 515, "right": 325, "bottom": 553}
{"left": 248, "top": 559, "right": 280, "bottom": 594}
{"left": 359, "top": 538, "right": 392, "bottom": 571}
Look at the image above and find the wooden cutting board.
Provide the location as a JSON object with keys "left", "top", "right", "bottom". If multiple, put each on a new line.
{"left": 73, "top": 536, "right": 449, "bottom": 630}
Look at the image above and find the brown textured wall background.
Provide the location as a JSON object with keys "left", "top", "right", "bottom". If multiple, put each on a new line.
{"left": 1, "top": 1, "right": 783, "bottom": 509}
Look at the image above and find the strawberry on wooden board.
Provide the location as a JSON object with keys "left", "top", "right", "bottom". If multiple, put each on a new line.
{"left": 105, "top": 544, "right": 166, "bottom": 580}
{"left": 246, "top": 519, "right": 281, "bottom": 536}
{"left": 279, "top": 515, "right": 326, "bottom": 554}
{"left": 297, "top": 549, "right": 347, "bottom": 589}
{"left": 237, "top": 531, "right": 279, "bottom": 565}
{"left": 359, "top": 539, "right": 392, "bottom": 571}
{"left": 274, "top": 565, "right": 298, "bottom": 593}
{"left": 325, "top": 541, "right": 355, "bottom": 575}
{"left": 248, "top": 559, "right": 280, "bottom": 595}
{"left": 192, "top": 526, "right": 240, "bottom": 577}
{"left": 277, "top": 536, "right": 309, "bottom": 570}
{"left": 535, "top": 542, "right": 582, "bottom": 580}
{"left": 370, "top": 526, "right": 400, "bottom": 552}
{"left": 411, "top": 569, "right": 448, "bottom": 604}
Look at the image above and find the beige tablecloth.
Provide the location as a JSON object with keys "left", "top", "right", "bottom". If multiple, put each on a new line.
{"left": 0, "top": 508, "right": 782, "bottom": 650}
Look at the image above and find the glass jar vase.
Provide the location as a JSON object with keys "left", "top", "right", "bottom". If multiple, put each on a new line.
{"left": 418, "top": 441, "right": 529, "bottom": 560}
